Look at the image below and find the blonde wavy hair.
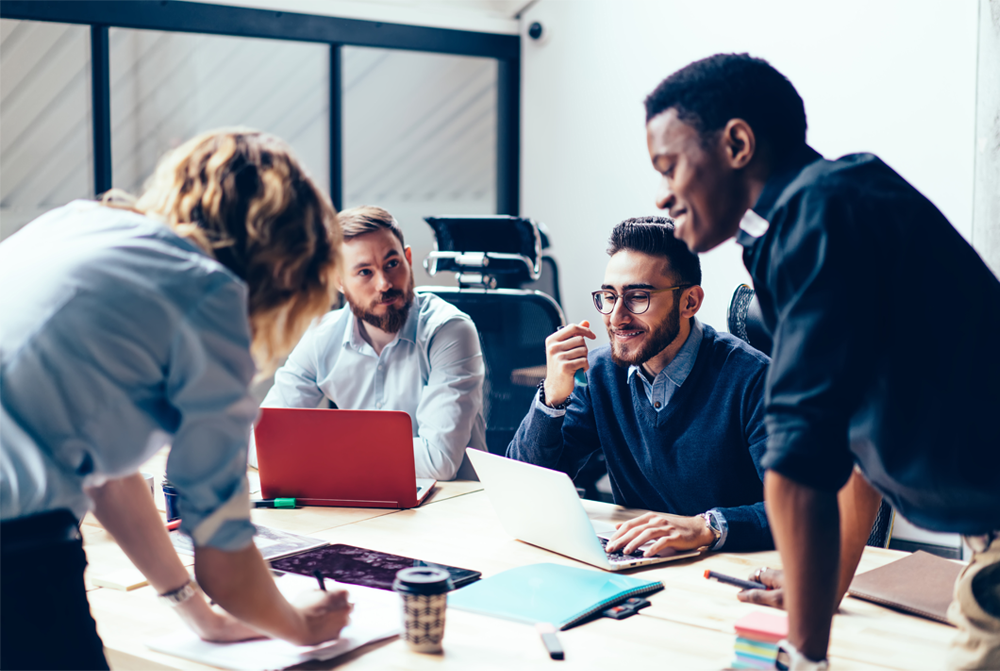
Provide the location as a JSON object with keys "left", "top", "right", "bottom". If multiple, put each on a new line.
{"left": 104, "top": 129, "right": 341, "bottom": 375}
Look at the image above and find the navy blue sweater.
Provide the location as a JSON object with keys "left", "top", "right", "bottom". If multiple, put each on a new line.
{"left": 507, "top": 324, "right": 773, "bottom": 552}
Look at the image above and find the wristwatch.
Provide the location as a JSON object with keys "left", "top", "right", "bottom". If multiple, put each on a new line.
{"left": 776, "top": 639, "right": 829, "bottom": 671}
{"left": 158, "top": 579, "right": 197, "bottom": 607}
{"left": 537, "top": 379, "right": 571, "bottom": 410}
{"left": 699, "top": 511, "right": 722, "bottom": 551}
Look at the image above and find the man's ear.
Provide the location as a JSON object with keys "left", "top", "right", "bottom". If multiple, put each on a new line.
{"left": 721, "top": 119, "right": 756, "bottom": 170}
{"left": 680, "top": 285, "right": 705, "bottom": 318}
{"left": 404, "top": 245, "right": 413, "bottom": 266}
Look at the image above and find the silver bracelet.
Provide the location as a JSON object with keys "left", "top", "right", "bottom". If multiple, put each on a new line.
{"left": 158, "top": 579, "right": 197, "bottom": 607}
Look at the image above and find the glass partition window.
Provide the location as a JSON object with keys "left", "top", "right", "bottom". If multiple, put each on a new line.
{"left": 0, "top": 19, "right": 93, "bottom": 239}
{"left": 109, "top": 29, "right": 330, "bottom": 197}
{"left": 342, "top": 46, "right": 497, "bottom": 286}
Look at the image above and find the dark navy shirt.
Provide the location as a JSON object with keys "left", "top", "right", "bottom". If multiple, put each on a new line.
{"left": 507, "top": 324, "right": 774, "bottom": 553}
{"left": 739, "top": 145, "right": 1000, "bottom": 535}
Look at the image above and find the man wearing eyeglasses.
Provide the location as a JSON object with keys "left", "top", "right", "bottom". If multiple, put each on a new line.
{"left": 507, "top": 217, "right": 773, "bottom": 554}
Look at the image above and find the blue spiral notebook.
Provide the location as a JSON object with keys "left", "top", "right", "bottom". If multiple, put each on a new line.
{"left": 447, "top": 562, "right": 664, "bottom": 630}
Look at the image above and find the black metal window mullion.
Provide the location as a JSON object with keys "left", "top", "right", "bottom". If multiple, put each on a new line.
{"left": 330, "top": 44, "right": 343, "bottom": 212}
{"left": 90, "top": 24, "right": 112, "bottom": 196}
{"left": 496, "top": 57, "right": 520, "bottom": 216}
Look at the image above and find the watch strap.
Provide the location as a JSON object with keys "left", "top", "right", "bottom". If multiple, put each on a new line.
{"left": 700, "top": 511, "right": 723, "bottom": 551}
{"left": 158, "top": 579, "right": 197, "bottom": 607}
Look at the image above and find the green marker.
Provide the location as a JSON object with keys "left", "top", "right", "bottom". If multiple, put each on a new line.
{"left": 252, "top": 498, "right": 297, "bottom": 508}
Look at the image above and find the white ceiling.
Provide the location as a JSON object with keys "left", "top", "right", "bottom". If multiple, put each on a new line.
{"left": 208, "top": 0, "right": 532, "bottom": 34}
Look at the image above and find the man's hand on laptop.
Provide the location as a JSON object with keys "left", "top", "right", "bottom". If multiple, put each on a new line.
{"left": 604, "top": 512, "right": 716, "bottom": 556}
{"left": 543, "top": 321, "right": 597, "bottom": 407}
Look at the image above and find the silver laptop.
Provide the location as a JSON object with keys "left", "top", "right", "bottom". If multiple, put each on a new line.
{"left": 466, "top": 449, "right": 700, "bottom": 571}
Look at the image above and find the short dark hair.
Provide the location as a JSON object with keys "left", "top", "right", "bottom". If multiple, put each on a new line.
{"left": 607, "top": 217, "right": 701, "bottom": 286}
{"left": 644, "top": 53, "right": 807, "bottom": 159}
{"left": 338, "top": 205, "right": 405, "bottom": 246}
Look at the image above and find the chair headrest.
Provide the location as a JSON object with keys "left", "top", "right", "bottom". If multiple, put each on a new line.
{"left": 423, "top": 216, "right": 543, "bottom": 287}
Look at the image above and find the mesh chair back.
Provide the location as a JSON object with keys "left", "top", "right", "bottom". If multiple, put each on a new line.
{"left": 866, "top": 499, "right": 895, "bottom": 548}
{"left": 417, "top": 287, "right": 565, "bottom": 455}
{"left": 727, "top": 284, "right": 773, "bottom": 356}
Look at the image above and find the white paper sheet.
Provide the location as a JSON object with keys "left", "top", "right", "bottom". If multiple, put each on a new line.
{"left": 146, "top": 579, "right": 400, "bottom": 671}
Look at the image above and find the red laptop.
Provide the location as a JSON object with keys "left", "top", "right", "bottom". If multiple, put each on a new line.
{"left": 254, "top": 408, "right": 436, "bottom": 508}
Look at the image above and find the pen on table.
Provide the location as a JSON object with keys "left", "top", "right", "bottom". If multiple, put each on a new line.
{"left": 251, "top": 497, "right": 297, "bottom": 508}
{"left": 703, "top": 569, "right": 768, "bottom": 591}
{"left": 313, "top": 570, "right": 327, "bottom": 592}
{"left": 535, "top": 622, "right": 564, "bottom": 660}
{"left": 165, "top": 518, "right": 181, "bottom": 531}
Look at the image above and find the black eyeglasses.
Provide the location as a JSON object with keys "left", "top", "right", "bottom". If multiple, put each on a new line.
{"left": 591, "top": 286, "right": 691, "bottom": 315}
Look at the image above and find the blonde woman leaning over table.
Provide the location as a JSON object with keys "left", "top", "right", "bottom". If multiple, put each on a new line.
{"left": 0, "top": 130, "right": 349, "bottom": 671}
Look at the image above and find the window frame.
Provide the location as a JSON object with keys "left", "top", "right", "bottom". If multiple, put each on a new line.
{"left": 0, "top": 0, "right": 521, "bottom": 214}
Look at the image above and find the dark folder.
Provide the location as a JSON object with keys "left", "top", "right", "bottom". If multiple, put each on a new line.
{"left": 848, "top": 550, "right": 964, "bottom": 625}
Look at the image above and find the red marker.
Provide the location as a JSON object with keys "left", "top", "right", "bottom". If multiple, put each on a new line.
{"left": 166, "top": 519, "right": 181, "bottom": 531}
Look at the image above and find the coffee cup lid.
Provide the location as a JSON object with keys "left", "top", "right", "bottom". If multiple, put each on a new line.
{"left": 392, "top": 567, "right": 453, "bottom": 595}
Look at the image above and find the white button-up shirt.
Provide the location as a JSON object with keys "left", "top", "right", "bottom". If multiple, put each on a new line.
{"left": 252, "top": 292, "right": 486, "bottom": 480}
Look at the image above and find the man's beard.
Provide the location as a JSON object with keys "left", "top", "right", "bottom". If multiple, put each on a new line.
{"left": 608, "top": 300, "right": 682, "bottom": 368}
{"left": 348, "top": 276, "right": 415, "bottom": 334}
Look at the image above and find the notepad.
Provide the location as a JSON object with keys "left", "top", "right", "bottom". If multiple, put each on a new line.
{"left": 848, "top": 550, "right": 963, "bottom": 625}
{"left": 146, "top": 577, "right": 399, "bottom": 670}
{"left": 447, "top": 562, "right": 663, "bottom": 630}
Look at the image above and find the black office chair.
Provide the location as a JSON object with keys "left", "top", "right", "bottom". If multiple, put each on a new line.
{"left": 420, "top": 216, "right": 566, "bottom": 455}
{"left": 416, "top": 287, "right": 563, "bottom": 455}
{"left": 727, "top": 284, "right": 895, "bottom": 548}
{"left": 523, "top": 254, "right": 562, "bottom": 307}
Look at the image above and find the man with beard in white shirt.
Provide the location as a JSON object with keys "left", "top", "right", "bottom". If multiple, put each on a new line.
{"left": 250, "top": 206, "right": 487, "bottom": 480}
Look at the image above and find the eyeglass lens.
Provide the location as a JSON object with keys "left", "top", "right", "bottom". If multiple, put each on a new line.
{"left": 593, "top": 291, "right": 649, "bottom": 314}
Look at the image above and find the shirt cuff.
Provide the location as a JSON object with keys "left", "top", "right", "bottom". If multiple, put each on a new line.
{"left": 707, "top": 508, "right": 729, "bottom": 551}
{"left": 187, "top": 477, "right": 255, "bottom": 551}
{"left": 534, "top": 390, "right": 566, "bottom": 418}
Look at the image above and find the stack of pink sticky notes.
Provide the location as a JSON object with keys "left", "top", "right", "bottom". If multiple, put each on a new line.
{"left": 732, "top": 611, "right": 788, "bottom": 669}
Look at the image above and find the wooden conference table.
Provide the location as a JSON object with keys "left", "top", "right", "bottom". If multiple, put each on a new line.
{"left": 82, "top": 460, "right": 954, "bottom": 670}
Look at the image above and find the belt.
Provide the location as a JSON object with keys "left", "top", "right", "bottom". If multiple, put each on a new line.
{"left": 0, "top": 509, "right": 81, "bottom": 554}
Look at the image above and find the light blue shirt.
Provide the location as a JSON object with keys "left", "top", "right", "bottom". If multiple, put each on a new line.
{"left": 253, "top": 291, "right": 487, "bottom": 480}
{"left": 0, "top": 201, "right": 257, "bottom": 551}
{"left": 627, "top": 317, "right": 704, "bottom": 411}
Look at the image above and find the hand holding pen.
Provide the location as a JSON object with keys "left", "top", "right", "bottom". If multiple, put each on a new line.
{"left": 735, "top": 567, "right": 785, "bottom": 610}
{"left": 704, "top": 568, "right": 786, "bottom": 610}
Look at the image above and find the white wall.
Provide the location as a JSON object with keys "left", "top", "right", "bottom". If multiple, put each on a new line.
{"left": 520, "top": 0, "right": 980, "bottom": 341}
{"left": 974, "top": 0, "right": 1000, "bottom": 276}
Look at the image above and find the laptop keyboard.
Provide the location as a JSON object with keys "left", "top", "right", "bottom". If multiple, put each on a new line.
{"left": 599, "top": 536, "right": 649, "bottom": 564}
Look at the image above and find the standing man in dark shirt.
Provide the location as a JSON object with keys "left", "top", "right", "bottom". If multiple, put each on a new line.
{"left": 643, "top": 53, "right": 1000, "bottom": 670}
{"left": 508, "top": 218, "right": 773, "bottom": 554}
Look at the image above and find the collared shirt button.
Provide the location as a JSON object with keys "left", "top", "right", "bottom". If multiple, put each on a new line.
{"left": 378, "top": 364, "right": 383, "bottom": 371}
{"left": 376, "top": 402, "right": 382, "bottom": 409}
{"left": 654, "top": 402, "right": 661, "bottom": 409}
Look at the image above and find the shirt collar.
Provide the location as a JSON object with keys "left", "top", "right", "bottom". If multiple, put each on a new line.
{"left": 737, "top": 144, "right": 824, "bottom": 249}
{"left": 341, "top": 293, "right": 421, "bottom": 351}
{"left": 627, "top": 317, "right": 704, "bottom": 387}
